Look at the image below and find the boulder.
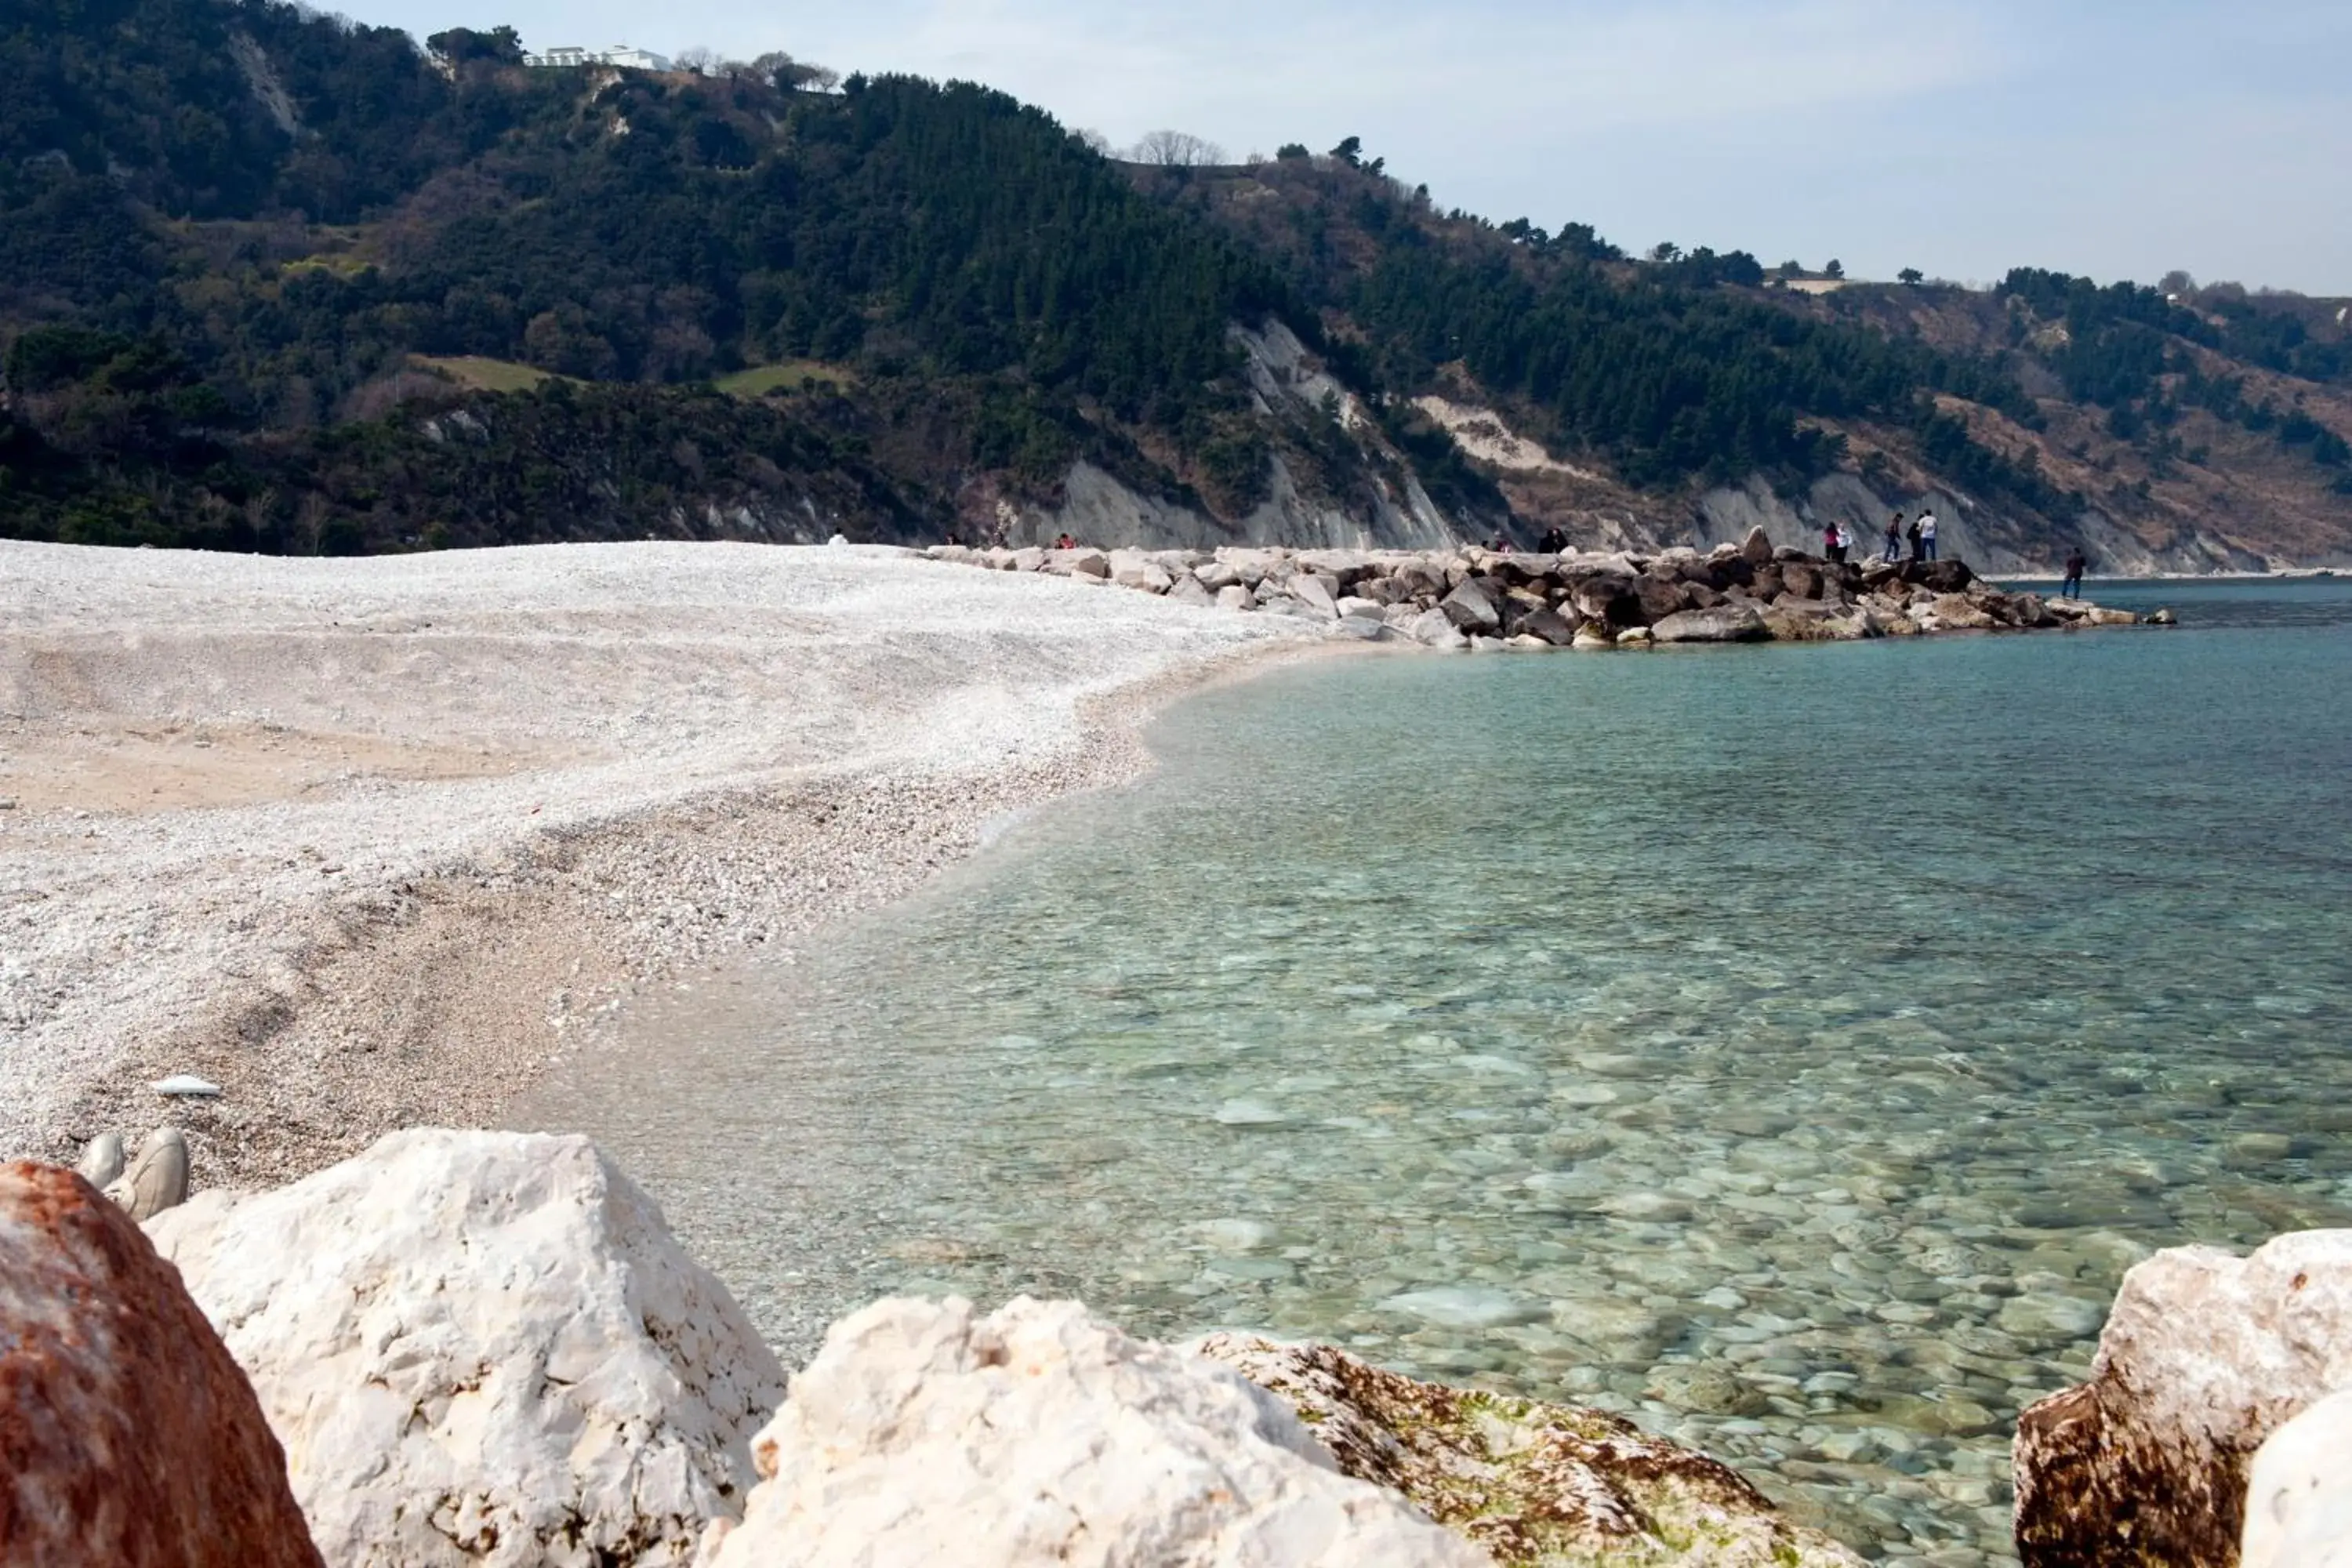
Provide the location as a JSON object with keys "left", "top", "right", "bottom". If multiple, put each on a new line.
{"left": 1515, "top": 608, "right": 1580, "bottom": 647}
{"left": 1922, "top": 593, "right": 1998, "bottom": 631}
{"left": 1615, "top": 626, "right": 1653, "bottom": 646}
{"left": 1779, "top": 562, "right": 1823, "bottom": 601}
{"left": 105, "top": 1125, "right": 189, "bottom": 1221}
{"left": 2014, "top": 1229, "right": 2352, "bottom": 1568}
{"left": 1391, "top": 561, "right": 1447, "bottom": 601}
{"left": 1335, "top": 596, "right": 1386, "bottom": 621}
{"left": 1762, "top": 601, "right": 1874, "bottom": 642}
{"left": 1651, "top": 604, "right": 1769, "bottom": 644}
{"left": 1010, "top": 546, "right": 1047, "bottom": 572}
{"left": 1214, "top": 586, "right": 1254, "bottom": 613}
{"left": 1, "top": 1160, "right": 322, "bottom": 1568}
{"left": 2087, "top": 605, "right": 2141, "bottom": 626}
{"left": 1749, "top": 564, "right": 1784, "bottom": 601}
{"left": 2243, "top": 1388, "right": 2352, "bottom": 1568}
{"left": 1108, "top": 551, "right": 1175, "bottom": 593}
{"left": 1289, "top": 572, "right": 1343, "bottom": 619}
{"left": 1634, "top": 574, "right": 1690, "bottom": 622}
{"left": 1740, "top": 525, "right": 1775, "bottom": 566}
{"left": 1215, "top": 548, "right": 1288, "bottom": 587}
{"left": 701, "top": 1298, "right": 1483, "bottom": 1568}
{"left": 1050, "top": 548, "right": 1111, "bottom": 579}
{"left": 1406, "top": 608, "right": 1469, "bottom": 649}
{"left": 2008, "top": 591, "right": 2057, "bottom": 628}
{"left": 1567, "top": 575, "right": 1638, "bottom": 625}
{"left": 147, "top": 1129, "right": 786, "bottom": 1568}
{"left": 1192, "top": 561, "right": 1242, "bottom": 592}
{"left": 1570, "top": 628, "right": 1616, "bottom": 651}
{"left": 1923, "top": 558, "right": 1977, "bottom": 593}
{"left": 1167, "top": 574, "right": 1216, "bottom": 609}
{"left": 1438, "top": 579, "right": 1501, "bottom": 633}
{"left": 2150, "top": 607, "right": 2180, "bottom": 626}
{"left": 1197, "top": 1335, "right": 1863, "bottom": 1567}
{"left": 1296, "top": 549, "right": 1380, "bottom": 589}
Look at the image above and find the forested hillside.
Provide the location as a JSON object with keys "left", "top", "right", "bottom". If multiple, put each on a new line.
{"left": 3, "top": 0, "right": 2347, "bottom": 568}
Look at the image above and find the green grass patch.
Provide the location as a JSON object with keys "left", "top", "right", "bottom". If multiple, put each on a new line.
{"left": 711, "top": 360, "right": 855, "bottom": 398}
{"left": 412, "top": 355, "right": 561, "bottom": 394}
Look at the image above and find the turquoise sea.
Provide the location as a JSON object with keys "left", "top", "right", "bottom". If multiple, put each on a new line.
{"left": 521, "top": 576, "right": 2352, "bottom": 1565}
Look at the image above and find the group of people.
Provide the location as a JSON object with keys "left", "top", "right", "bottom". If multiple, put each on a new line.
{"left": 1875, "top": 510, "right": 1939, "bottom": 564}
{"left": 1817, "top": 509, "right": 1939, "bottom": 566}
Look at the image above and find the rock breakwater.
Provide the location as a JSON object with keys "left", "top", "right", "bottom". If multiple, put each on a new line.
{"left": 927, "top": 528, "right": 2146, "bottom": 648}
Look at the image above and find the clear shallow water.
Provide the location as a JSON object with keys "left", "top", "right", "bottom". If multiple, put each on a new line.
{"left": 520, "top": 578, "right": 2352, "bottom": 1565}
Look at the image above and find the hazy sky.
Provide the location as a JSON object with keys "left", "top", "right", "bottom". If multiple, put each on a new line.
{"left": 353, "top": 0, "right": 2349, "bottom": 292}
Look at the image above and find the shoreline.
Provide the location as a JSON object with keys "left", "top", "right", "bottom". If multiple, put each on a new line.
{"left": 0, "top": 526, "right": 2190, "bottom": 1190}
{"left": 1, "top": 540, "right": 1323, "bottom": 1189}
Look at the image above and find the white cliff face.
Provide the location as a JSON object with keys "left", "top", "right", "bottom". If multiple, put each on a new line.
{"left": 701, "top": 1296, "right": 1487, "bottom": 1568}
{"left": 146, "top": 1129, "right": 786, "bottom": 1568}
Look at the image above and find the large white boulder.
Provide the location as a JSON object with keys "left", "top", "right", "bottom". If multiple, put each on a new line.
{"left": 2015, "top": 1229, "right": 2352, "bottom": 1566}
{"left": 147, "top": 1129, "right": 786, "bottom": 1568}
{"left": 2244, "top": 1388, "right": 2352, "bottom": 1568}
{"left": 701, "top": 1296, "right": 1483, "bottom": 1567}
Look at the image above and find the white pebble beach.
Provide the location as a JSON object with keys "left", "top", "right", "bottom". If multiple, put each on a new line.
{"left": 0, "top": 539, "right": 1319, "bottom": 1185}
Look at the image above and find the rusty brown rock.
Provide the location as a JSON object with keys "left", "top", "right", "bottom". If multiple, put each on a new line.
{"left": 2014, "top": 1229, "right": 2352, "bottom": 1567}
{"left": 0, "top": 1160, "right": 321, "bottom": 1568}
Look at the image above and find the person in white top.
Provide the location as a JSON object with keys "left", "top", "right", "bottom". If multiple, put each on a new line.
{"left": 1917, "top": 510, "right": 1939, "bottom": 562}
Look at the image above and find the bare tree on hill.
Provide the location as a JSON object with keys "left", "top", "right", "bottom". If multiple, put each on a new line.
{"left": 1130, "top": 129, "right": 1225, "bottom": 168}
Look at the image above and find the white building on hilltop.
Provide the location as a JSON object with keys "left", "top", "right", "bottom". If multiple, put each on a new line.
{"left": 525, "top": 44, "right": 671, "bottom": 71}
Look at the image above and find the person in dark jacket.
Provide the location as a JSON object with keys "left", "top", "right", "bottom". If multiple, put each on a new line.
{"left": 1882, "top": 514, "right": 1904, "bottom": 564}
{"left": 2062, "top": 548, "right": 2088, "bottom": 599}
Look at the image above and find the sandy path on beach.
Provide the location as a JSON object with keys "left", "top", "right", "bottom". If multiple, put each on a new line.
{"left": 0, "top": 540, "right": 1312, "bottom": 1186}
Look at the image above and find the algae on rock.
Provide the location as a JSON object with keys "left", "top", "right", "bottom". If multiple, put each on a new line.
{"left": 1196, "top": 1334, "right": 1866, "bottom": 1568}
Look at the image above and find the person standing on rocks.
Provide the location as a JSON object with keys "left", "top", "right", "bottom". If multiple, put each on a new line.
{"left": 1918, "top": 509, "right": 1939, "bottom": 562}
{"left": 1822, "top": 521, "right": 1842, "bottom": 563}
{"left": 1906, "top": 515, "right": 1924, "bottom": 562}
{"left": 1539, "top": 524, "right": 1567, "bottom": 554}
{"left": 2062, "top": 547, "right": 2088, "bottom": 599}
{"left": 1883, "top": 514, "right": 1904, "bottom": 564}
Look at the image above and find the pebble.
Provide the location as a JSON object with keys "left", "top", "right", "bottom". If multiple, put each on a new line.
{"left": 152, "top": 1074, "right": 223, "bottom": 1098}
{"left": 1381, "top": 1287, "right": 1548, "bottom": 1329}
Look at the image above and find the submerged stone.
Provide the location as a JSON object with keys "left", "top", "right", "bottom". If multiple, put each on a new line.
{"left": 1381, "top": 1286, "right": 1548, "bottom": 1329}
